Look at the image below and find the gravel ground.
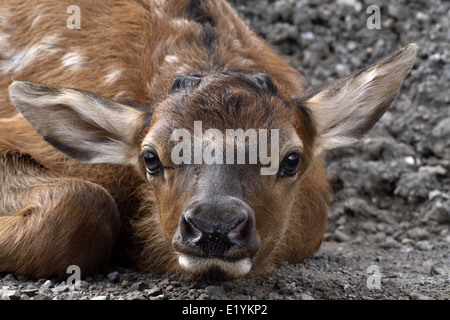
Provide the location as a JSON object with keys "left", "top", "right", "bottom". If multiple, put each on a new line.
{"left": 1, "top": 0, "right": 449, "bottom": 300}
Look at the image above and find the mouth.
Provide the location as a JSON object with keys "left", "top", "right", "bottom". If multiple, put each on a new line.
{"left": 178, "top": 253, "right": 252, "bottom": 281}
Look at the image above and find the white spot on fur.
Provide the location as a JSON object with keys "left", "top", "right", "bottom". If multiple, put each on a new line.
{"left": 175, "top": 64, "right": 194, "bottom": 75}
{"left": 103, "top": 69, "right": 123, "bottom": 85}
{"left": 153, "top": 0, "right": 165, "bottom": 7}
{"left": 171, "top": 18, "right": 191, "bottom": 28}
{"left": 154, "top": 7, "right": 164, "bottom": 19}
{"left": 113, "top": 91, "right": 128, "bottom": 100}
{"left": 30, "top": 14, "right": 42, "bottom": 28}
{"left": 233, "top": 39, "right": 243, "bottom": 51}
{"left": 228, "top": 21, "right": 237, "bottom": 35}
{"left": 361, "top": 68, "right": 378, "bottom": 84}
{"left": 238, "top": 57, "right": 255, "bottom": 67}
{"left": 61, "top": 50, "right": 86, "bottom": 71}
{"left": 164, "top": 55, "right": 179, "bottom": 65}
{"left": 1, "top": 35, "right": 59, "bottom": 74}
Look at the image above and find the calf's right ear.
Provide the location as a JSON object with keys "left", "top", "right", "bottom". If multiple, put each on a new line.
{"left": 9, "top": 81, "right": 149, "bottom": 166}
{"left": 295, "top": 43, "right": 418, "bottom": 156}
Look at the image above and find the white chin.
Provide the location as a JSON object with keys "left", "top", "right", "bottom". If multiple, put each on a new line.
{"left": 178, "top": 253, "right": 252, "bottom": 278}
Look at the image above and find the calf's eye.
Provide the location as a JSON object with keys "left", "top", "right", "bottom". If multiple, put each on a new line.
{"left": 142, "top": 148, "right": 162, "bottom": 175}
{"left": 279, "top": 152, "right": 303, "bottom": 177}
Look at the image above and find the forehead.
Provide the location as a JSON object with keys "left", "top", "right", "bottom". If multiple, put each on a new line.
{"left": 144, "top": 71, "right": 300, "bottom": 146}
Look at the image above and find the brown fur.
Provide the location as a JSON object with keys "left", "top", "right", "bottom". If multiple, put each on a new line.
{"left": 0, "top": 0, "right": 415, "bottom": 280}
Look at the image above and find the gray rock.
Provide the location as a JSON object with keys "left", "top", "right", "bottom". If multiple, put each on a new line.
{"left": 40, "top": 280, "right": 53, "bottom": 290}
{"left": 406, "top": 227, "right": 429, "bottom": 241}
{"left": 268, "top": 0, "right": 294, "bottom": 22}
{"left": 266, "top": 23, "right": 299, "bottom": 44}
{"left": 292, "top": 9, "right": 313, "bottom": 31}
{"left": 1, "top": 289, "right": 22, "bottom": 300}
{"left": 418, "top": 165, "right": 447, "bottom": 176}
{"left": 427, "top": 200, "right": 450, "bottom": 224}
{"left": 416, "top": 240, "right": 433, "bottom": 251}
{"left": 197, "top": 293, "right": 210, "bottom": 300}
{"left": 430, "top": 265, "right": 447, "bottom": 277}
{"left": 387, "top": 4, "right": 409, "bottom": 20}
{"left": 382, "top": 236, "right": 400, "bottom": 249}
{"left": 410, "top": 293, "right": 434, "bottom": 300}
{"left": 343, "top": 198, "right": 379, "bottom": 217}
{"left": 77, "top": 280, "right": 90, "bottom": 289}
{"left": 335, "top": 64, "right": 350, "bottom": 78}
{"left": 431, "top": 117, "right": 450, "bottom": 138}
{"left": 3, "top": 274, "right": 16, "bottom": 281}
{"left": 394, "top": 172, "right": 439, "bottom": 202}
{"left": 280, "top": 282, "right": 296, "bottom": 295}
{"left": 267, "top": 292, "right": 283, "bottom": 300}
{"left": 428, "top": 190, "right": 448, "bottom": 201}
{"left": 20, "top": 288, "right": 39, "bottom": 297}
{"left": 126, "top": 291, "right": 148, "bottom": 300}
{"left": 333, "top": 230, "right": 352, "bottom": 242}
{"left": 444, "top": 235, "right": 450, "bottom": 244}
{"left": 233, "top": 295, "right": 252, "bottom": 300}
{"left": 300, "top": 293, "right": 315, "bottom": 300}
{"left": 67, "top": 291, "right": 82, "bottom": 300}
{"left": 107, "top": 271, "right": 120, "bottom": 282}
{"left": 415, "top": 12, "right": 430, "bottom": 23}
{"left": 52, "top": 284, "right": 69, "bottom": 294}
{"left": 20, "top": 294, "right": 30, "bottom": 300}
{"left": 145, "top": 286, "right": 162, "bottom": 296}
{"left": 130, "top": 281, "right": 148, "bottom": 291}
{"left": 158, "top": 278, "right": 170, "bottom": 286}
{"left": 205, "top": 285, "right": 226, "bottom": 297}
{"left": 32, "top": 294, "right": 52, "bottom": 301}
{"left": 362, "top": 221, "right": 378, "bottom": 234}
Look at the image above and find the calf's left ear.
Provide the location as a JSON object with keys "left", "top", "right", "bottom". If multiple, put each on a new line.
{"left": 295, "top": 43, "right": 418, "bottom": 156}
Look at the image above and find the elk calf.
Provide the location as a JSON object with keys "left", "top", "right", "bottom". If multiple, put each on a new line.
{"left": 0, "top": 0, "right": 417, "bottom": 281}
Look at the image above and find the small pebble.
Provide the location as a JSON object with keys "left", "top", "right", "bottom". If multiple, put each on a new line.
{"left": 205, "top": 285, "right": 226, "bottom": 297}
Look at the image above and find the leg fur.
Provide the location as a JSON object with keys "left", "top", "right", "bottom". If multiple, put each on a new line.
{"left": 0, "top": 153, "right": 120, "bottom": 279}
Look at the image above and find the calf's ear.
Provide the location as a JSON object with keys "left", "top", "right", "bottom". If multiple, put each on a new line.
{"left": 9, "top": 81, "right": 148, "bottom": 166}
{"left": 295, "top": 43, "right": 418, "bottom": 156}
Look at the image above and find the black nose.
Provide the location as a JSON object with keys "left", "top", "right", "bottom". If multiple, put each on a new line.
{"left": 173, "top": 197, "right": 260, "bottom": 258}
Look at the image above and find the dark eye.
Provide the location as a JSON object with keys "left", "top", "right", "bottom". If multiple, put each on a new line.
{"left": 279, "top": 153, "right": 302, "bottom": 177}
{"left": 142, "top": 149, "right": 162, "bottom": 175}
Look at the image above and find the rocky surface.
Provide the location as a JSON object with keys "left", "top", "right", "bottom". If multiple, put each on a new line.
{"left": 1, "top": 0, "right": 449, "bottom": 300}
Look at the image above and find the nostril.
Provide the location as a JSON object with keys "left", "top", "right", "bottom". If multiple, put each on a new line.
{"left": 188, "top": 220, "right": 202, "bottom": 240}
{"left": 228, "top": 219, "right": 247, "bottom": 241}
{"left": 181, "top": 215, "right": 203, "bottom": 242}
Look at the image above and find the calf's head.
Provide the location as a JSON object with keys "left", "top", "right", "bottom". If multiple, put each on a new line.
{"left": 9, "top": 44, "right": 417, "bottom": 280}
